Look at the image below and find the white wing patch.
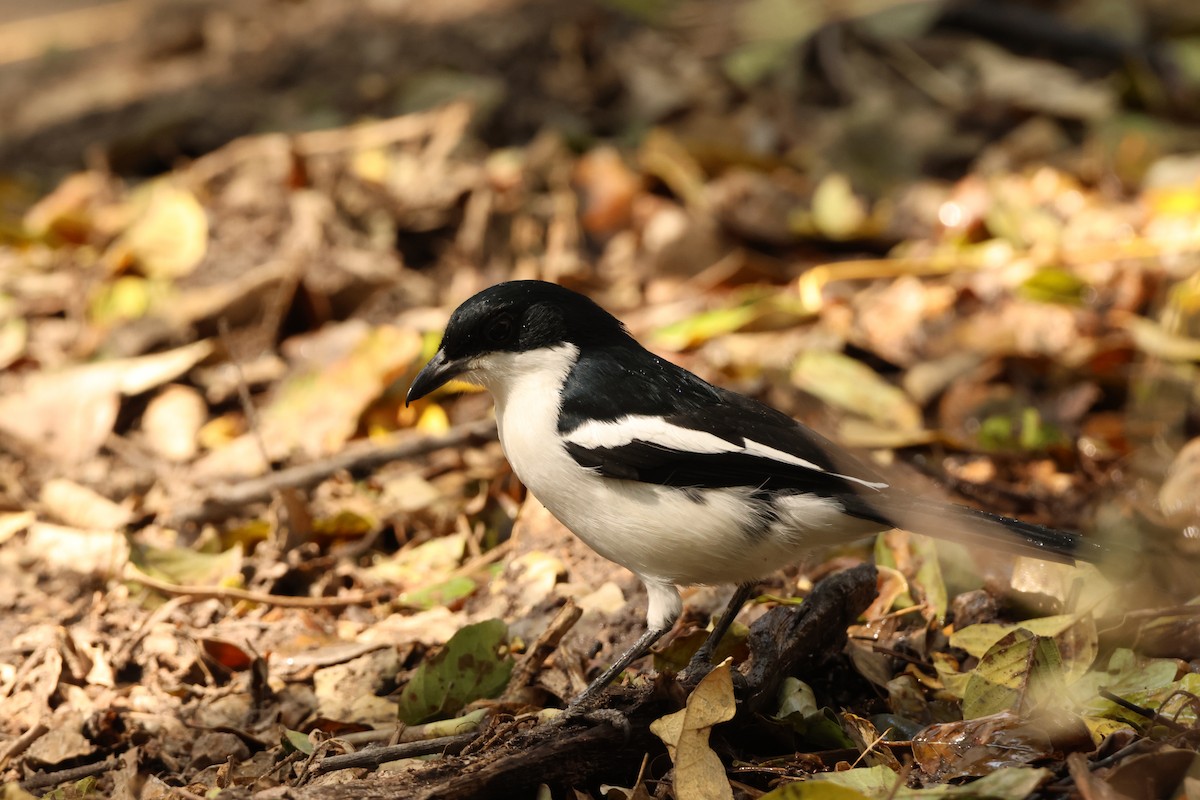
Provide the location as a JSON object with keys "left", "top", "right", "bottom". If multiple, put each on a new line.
{"left": 564, "top": 413, "right": 888, "bottom": 491}
{"left": 564, "top": 415, "right": 741, "bottom": 455}
{"left": 741, "top": 439, "right": 824, "bottom": 471}
{"left": 741, "top": 437, "right": 887, "bottom": 489}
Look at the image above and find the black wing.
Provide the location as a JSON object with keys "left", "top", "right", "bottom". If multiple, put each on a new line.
{"left": 557, "top": 345, "right": 890, "bottom": 503}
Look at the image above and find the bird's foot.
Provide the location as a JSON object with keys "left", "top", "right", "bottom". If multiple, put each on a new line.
{"left": 543, "top": 695, "right": 630, "bottom": 737}
{"left": 676, "top": 648, "right": 716, "bottom": 690}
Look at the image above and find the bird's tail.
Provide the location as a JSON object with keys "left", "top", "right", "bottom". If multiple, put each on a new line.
{"left": 852, "top": 496, "right": 1104, "bottom": 565}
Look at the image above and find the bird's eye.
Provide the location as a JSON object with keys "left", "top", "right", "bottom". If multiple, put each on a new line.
{"left": 486, "top": 314, "right": 514, "bottom": 344}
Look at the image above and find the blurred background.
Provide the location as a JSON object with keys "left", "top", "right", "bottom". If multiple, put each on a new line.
{"left": 2, "top": 0, "right": 1200, "bottom": 795}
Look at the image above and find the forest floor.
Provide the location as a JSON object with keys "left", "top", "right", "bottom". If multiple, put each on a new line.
{"left": 2, "top": 0, "right": 1200, "bottom": 798}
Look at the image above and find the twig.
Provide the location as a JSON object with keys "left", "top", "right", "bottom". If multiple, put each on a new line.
{"left": 20, "top": 756, "right": 119, "bottom": 792}
{"left": 313, "top": 732, "right": 478, "bottom": 775}
{"left": 218, "top": 317, "right": 271, "bottom": 477}
{"left": 123, "top": 564, "right": 392, "bottom": 609}
{"left": 1098, "top": 688, "right": 1189, "bottom": 733}
{"left": 1099, "top": 605, "right": 1200, "bottom": 624}
{"left": 0, "top": 722, "right": 48, "bottom": 770}
{"left": 502, "top": 600, "right": 583, "bottom": 702}
{"left": 167, "top": 419, "right": 498, "bottom": 526}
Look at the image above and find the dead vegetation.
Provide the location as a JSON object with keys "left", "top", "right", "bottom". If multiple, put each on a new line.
{"left": 2, "top": 0, "right": 1200, "bottom": 797}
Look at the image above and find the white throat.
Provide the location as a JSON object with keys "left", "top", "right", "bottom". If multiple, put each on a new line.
{"left": 465, "top": 345, "right": 580, "bottom": 489}
{"left": 466, "top": 344, "right": 579, "bottom": 416}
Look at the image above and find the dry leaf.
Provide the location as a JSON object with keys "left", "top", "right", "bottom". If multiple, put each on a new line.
{"left": 650, "top": 659, "right": 736, "bottom": 800}
{"left": 0, "top": 340, "right": 212, "bottom": 464}
{"left": 109, "top": 181, "right": 209, "bottom": 278}
{"left": 142, "top": 384, "right": 207, "bottom": 462}
{"left": 39, "top": 479, "right": 131, "bottom": 530}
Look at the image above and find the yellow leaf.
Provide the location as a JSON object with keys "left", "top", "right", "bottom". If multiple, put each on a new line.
{"left": 811, "top": 174, "right": 867, "bottom": 241}
{"left": 417, "top": 403, "right": 450, "bottom": 435}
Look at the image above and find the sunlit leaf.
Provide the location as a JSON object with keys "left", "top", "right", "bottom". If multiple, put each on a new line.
{"left": 811, "top": 174, "right": 868, "bottom": 241}
{"left": 792, "top": 350, "right": 922, "bottom": 430}
{"left": 128, "top": 539, "right": 244, "bottom": 588}
{"left": 962, "top": 629, "right": 1065, "bottom": 719}
{"left": 1118, "top": 313, "right": 1200, "bottom": 362}
{"left": 263, "top": 324, "right": 424, "bottom": 457}
{"left": 653, "top": 304, "right": 762, "bottom": 351}
{"left": 110, "top": 181, "right": 209, "bottom": 278}
{"left": 951, "top": 615, "right": 1097, "bottom": 683}
{"left": 368, "top": 533, "right": 467, "bottom": 585}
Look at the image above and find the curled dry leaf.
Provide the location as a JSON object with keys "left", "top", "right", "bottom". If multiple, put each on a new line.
{"left": 650, "top": 659, "right": 736, "bottom": 800}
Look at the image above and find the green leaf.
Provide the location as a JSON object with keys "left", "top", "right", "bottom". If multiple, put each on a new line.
{"left": 963, "top": 629, "right": 1065, "bottom": 719}
{"left": 942, "top": 767, "right": 1051, "bottom": 798}
{"left": 1018, "top": 267, "right": 1087, "bottom": 305}
{"left": 400, "top": 575, "right": 478, "bottom": 611}
{"left": 762, "top": 766, "right": 1051, "bottom": 799}
{"left": 127, "top": 538, "right": 244, "bottom": 588}
{"left": 397, "top": 619, "right": 513, "bottom": 724}
{"left": 652, "top": 304, "right": 762, "bottom": 351}
{"left": 951, "top": 615, "right": 1097, "bottom": 682}
{"left": 770, "top": 677, "right": 856, "bottom": 748}
{"left": 809, "top": 766, "right": 910, "bottom": 797}
{"left": 282, "top": 728, "right": 314, "bottom": 755}
{"left": 760, "top": 780, "right": 873, "bottom": 800}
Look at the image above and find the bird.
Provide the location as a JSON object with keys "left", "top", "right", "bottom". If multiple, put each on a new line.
{"left": 406, "top": 280, "right": 1103, "bottom": 709}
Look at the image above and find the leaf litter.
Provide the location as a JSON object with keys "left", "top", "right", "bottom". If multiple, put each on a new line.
{"left": 1, "top": 0, "right": 1200, "bottom": 797}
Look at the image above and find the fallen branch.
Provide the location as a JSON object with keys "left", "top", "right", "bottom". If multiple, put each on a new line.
{"left": 313, "top": 732, "right": 478, "bottom": 775}
{"left": 20, "top": 756, "right": 119, "bottom": 793}
{"left": 124, "top": 564, "right": 392, "bottom": 609}
{"left": 166, "top": 419, "right": 498, "bottom": 526}
{"left": 741, "top": 563, "right": 879, "bottom": 714}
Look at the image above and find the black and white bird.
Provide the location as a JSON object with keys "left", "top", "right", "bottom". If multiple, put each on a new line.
{"left": 407, "top": 280, "right": 1101, "bottom": 708}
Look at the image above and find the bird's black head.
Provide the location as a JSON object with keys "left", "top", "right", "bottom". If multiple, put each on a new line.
{"left": 406, "top": 281, "right": 628, "bottom": 404}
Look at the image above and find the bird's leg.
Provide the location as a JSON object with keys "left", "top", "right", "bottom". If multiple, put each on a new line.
{"left": 564, "top": 579, "right": 681, "bottom": 714}
{"left": 565, "top": 625, "right": 669, "bottom": 713}
{"left": 679, "top": 582, "right": 756, "bottom": 684}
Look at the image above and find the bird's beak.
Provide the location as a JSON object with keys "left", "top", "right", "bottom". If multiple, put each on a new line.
{"left": 406, "top": 349, "right": 467, "bottom": 406}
